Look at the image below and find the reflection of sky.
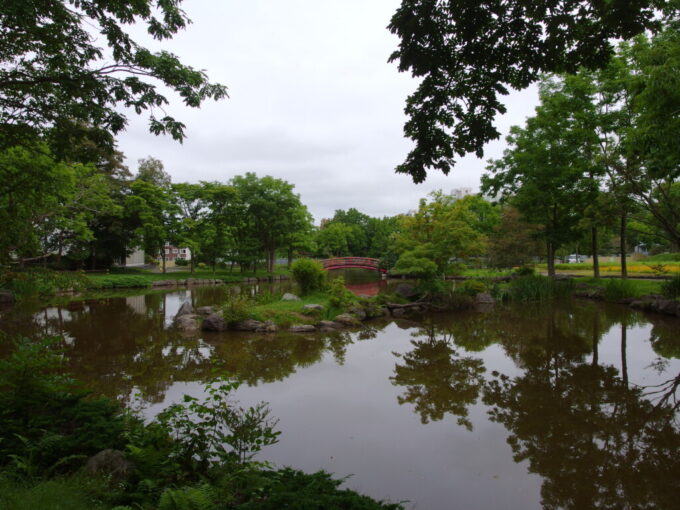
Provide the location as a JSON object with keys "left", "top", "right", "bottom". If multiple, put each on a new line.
{"left": 138, "top": 316, "right": 679, "bottom": 510}
{"left": 163, "top": 291, "right": 189, "bottom": 327}
{"left": 34, "top": 306, "right": 72, "bottom": 327}
{"left": 4, "top": 286, "right": 679, "bottom": 510}
{"left": 145, "top": 323, "right": 543, "bottom": 510}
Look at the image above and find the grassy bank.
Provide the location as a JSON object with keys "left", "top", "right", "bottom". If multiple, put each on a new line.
{"left": 85, "top": 267, "right": 291, "bottom": 289}
{"left": 576, "top": 277, "right": 665, "bottom": 299}
{"left": 0, "top": 267, "right": 292, "bottom": 301}
{"left": 535, "top": 261, "right": 680, "bottom": 276}
{"left": 246, "top": 291, "right": 338, "bottom": 326}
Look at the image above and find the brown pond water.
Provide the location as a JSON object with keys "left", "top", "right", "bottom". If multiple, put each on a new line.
{"left": 1, "top": 270, "right": 679, "bottom": 510}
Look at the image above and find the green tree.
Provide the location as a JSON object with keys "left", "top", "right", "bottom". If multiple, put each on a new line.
{"left": 612, "top": 30, "right": 680, "bottom": 248}
{"left": 387, "top": 0, "right": 669, "bottom": 182}
{"left": 315, "top": 223, "right": 353, "bottom": 257}
{"left": 171, "top": 182, "right": 205, "bottom": 273}
{"left": 393, "top": 191, "right": 485, "bottom": 277}
{"left": 0, "top": 142, "right": 115, "bottom": 266}
{"left": 482, "top": 75, "right": 599, "bottom": 276}
{"left": 196, "top": 181, "right": 238, "bottom": 272}
{"left": 487, "top": 206, "right": 543, "bottom": 269}
{"left": 136, "top": 156, "right": 172, "bottom": 188}
{"left": 0, "top": 0, "right": 227, "bottom": 144}
{"left": 230, "top": 173, "right": 309, "bottom": 273}
{"left": 126, "top": 179, "right": 177, "bottom": 273}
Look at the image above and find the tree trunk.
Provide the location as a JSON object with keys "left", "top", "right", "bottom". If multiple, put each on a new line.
{"left": 621, "top": 322, "right": 628, "bottom": 388}
{"left": 287, "top": 247, "right": 293, "bottom": 268}
{"left": 268, "top": 249, "right": 276, "bottom": 273}
{"left": 620, "top": 211, "right": 627, "bottom": 279}
{"left": 592, "top": 227, "right": 600, "bottom": 279}
{"left": 547, "top": 240, "right": 555, "bottom": 277}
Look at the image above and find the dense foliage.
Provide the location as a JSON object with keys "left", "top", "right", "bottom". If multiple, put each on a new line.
{"left": 388, "top": 0, "right": 671, "bottom": 182}
{"left": 483, "top": 28, "right": 680, "bottom": 276}
{"left": 291, "top": 258, "right": 326, "bottom": 295}
{"left": 0, "top": 0, "right": 227, "bottom": 142}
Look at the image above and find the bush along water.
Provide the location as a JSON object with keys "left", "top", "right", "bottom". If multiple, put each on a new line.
{"left": 0, "top": 269, "right": 89, "bottom": 299}
{"left": 662, "top": 274, "right": 680, "bottom": 299}
{"left": 603, "top": 279, "right": 639, "bottom": 301}
{"left": 0, "top": 337, "right": 404, "bottom": 509}
{"left": 507, "top": 275, "right": 573, "bottom": 302}
{"left": 290, "top": 258, "right": 326, "bottom": 295}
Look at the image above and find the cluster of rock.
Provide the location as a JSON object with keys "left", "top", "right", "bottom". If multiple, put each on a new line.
{"left": 152, "top": 278, "right": 224, "bottom": 287}
{"left": 628, "top": 296, "right": 680, "bottom": 317}
{"left": 172, "top": 282, "right": 503, "bottom": 335}
{"left": 574, "top": 285, "right": 680, "bottom": 318}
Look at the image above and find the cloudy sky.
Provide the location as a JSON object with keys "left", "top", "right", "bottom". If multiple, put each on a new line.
{"left": 117, "top": 0, "right": 539, "bottom": 223}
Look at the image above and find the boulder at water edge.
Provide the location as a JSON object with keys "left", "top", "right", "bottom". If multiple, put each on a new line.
{"left": 202, "top": 312, "right": 226, "bottom": 332}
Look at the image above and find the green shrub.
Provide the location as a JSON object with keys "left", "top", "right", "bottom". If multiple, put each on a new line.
{"left": 174, "top": 258, "right": 189, "bottom": 267}
{"left": 0, "top": 338, "right": 125, "bottom": 475}
{"left": 661, "top": 274, "right": 680, "bottom": 299}
{"left": 508, "top": 275, "right": 573, "bottom": 302}
{"left": 291, "top": 258, "right": 326, "bottom": 295}
{"left": 0, "top": 477, "right": 110, "bottom": 510}
{"left": 156, "top": 377, "right": 280, "bottom": 468}
{"left": 158, "top": 484, "right": 216, "bottom": 510}
{"left": 197, "top": 262, "right": 207, "bottom": 269}
{"left": 254, "top": 290, "right": 283, "bottom": 305}
{"left": 513, "top": 265, "right": 535, "bottom": 276}
{"left": 392, "top": 251, "right": 438, "bottom": 279}
{"left": 603, "top": 279, "right": 638, "bottom": 300}
{"left": 328, "top": 276, "right": 356, "bottom": 310}
{"left": 455, "top": 279, "right": 487, "bottom": 297}
{"left": 233, "top": 468, "right": 404, "bottom": 510}
{"left": 221, "top": 293, "right": 254, "bottom": 327}
{"left": 0, "top": 269, "right": 89, "bottom": 298}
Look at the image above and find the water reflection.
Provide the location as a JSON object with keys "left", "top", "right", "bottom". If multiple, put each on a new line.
{"left": 391, "top": 324, "right": 485, "bottom": 429}
{"left": 1, "top": 284, "right": 679, "bottom": 509}
{"left": 388, "top": 302, "right": 680, "bottom": 509}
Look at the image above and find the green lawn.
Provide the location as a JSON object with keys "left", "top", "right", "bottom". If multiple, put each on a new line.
{"left": 84, "top": 266, "right": 291, "bottom": 289}
{"left": 577, "top": 277, "right": 664, "bottom": 298}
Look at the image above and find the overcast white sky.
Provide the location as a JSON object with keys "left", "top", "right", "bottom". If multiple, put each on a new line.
{"left": 117, "top": 0, "right": 539, "bottom": 223}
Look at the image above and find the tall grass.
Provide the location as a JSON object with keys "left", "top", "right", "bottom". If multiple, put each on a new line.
{"left": 661, "top": 274, "right": 680, "bottom": 299}
{"left": 603, "top": 279, "right": 638, "bottom": 300}
{"left": 507, "top": 275, "right": 573, "bottom": 302}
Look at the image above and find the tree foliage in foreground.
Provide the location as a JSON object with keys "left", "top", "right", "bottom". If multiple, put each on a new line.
{"left": 0, "top": 0, "right": 227, "bottom": 144}
{"left": 388, "top": 0, "right": 671, "bottom": 182}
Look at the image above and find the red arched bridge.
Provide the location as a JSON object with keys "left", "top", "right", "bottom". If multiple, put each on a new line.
{"left": 321, "top": 257, "right": 386, "bottom": 272}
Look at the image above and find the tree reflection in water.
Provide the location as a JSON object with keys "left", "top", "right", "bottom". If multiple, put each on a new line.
{"left": 390, "top": 322, "right": 485, "bottom": 429}
{"left": 390, "top": 303, "right": 680, "bottom": 509}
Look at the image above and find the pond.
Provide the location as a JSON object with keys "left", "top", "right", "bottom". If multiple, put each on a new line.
{"left": 1, "top": 272, "right": 679, "bottom": 509}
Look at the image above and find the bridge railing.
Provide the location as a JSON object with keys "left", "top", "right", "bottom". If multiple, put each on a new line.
{"left": 320, "top": 257, "right": 384, "bottom": 271}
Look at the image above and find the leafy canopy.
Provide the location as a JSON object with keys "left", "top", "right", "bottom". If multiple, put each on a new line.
{"left": 388, "top": 0, "right": 669, "bottom": 182}
{"left": 0, "top": 0, "right": 227, "bottom": 142}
